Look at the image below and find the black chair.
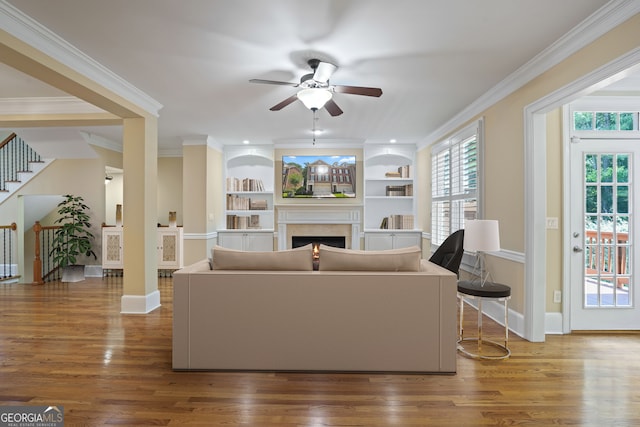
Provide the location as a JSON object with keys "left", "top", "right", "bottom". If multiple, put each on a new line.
{"left": 429, "top": 229, "right": 464, "bottom": 276}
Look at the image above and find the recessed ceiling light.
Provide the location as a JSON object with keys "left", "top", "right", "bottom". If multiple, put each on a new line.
{"left": 312, "top": 129, "right": 323, "bottom": 136}
{"left": 390, "top": 139, "right": 397, "bottom": 144}
{"left": 242, "top": 140, "right": 250, "bottom": 144}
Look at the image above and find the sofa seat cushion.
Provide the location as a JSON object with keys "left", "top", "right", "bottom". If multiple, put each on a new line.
{"left": 318, "top": 244, "right": 421, "bottom": 271}
{"left": 211, "top": 244, "right": 314, "bottom": 271}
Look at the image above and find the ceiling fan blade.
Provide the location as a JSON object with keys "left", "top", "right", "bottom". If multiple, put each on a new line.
{"left": 324, "top": 99, "right": 343, "bottom": 116}
{"left": 250, "top": 78, "right": 298, "bottom": 87}
{"left": 333, "top": 85, "right": 383, "bottom": 97}
{"left": 269, "top": 95, "right": 299, "bottom": 111}
{"left": 313, "top": 61, "right": 337, "bottom": 83}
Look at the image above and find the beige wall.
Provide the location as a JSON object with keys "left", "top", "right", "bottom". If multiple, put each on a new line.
{"left": 158, "top": 157, "right": 183, "bottom": 226}
{"left": 546, "top": 108, "right": 563, "bottom": 313}
{"left": 181, "top": 144, "right": 222, "bottom": 264}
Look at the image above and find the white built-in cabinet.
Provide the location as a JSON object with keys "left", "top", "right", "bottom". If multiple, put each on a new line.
{"left": 102, "top": 227, "right": 124, "bottom": 269}
{"left": 364, "top": 230, "right": 422, "bottom": 250}
{"left": 157, "top": 227, "right": 184, "bottom": 269}
{"left": 101, "top": 226, "right": 184, "bottom": 272}
{"left": 217, "top": 230, "right": 274, "bottom": 251}
{"left": 218, "top": 146, "right": 274, "bottom": 251}
{"left": 363, "top": 145, "right": 421, "bottom": 249}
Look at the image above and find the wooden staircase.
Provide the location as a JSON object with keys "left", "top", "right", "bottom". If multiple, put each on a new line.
{"left": 0, "top": 132, "right": 52, "bottom": 204}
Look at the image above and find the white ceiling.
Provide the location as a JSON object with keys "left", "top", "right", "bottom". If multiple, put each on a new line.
{"left": 2, "top": 0, "right": 638, "bottom": 154}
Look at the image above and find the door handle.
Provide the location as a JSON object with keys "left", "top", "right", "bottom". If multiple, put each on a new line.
{"left": 573, "top": 246, "right": 583, "bottom": 253}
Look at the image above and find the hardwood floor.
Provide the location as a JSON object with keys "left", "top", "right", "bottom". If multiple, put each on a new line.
{"left": 1, "top": 277, "right": 639, "bottom": 426}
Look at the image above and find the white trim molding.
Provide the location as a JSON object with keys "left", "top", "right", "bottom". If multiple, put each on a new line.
{"left": 183, "top": 231, "right": 218, "bottom": 240}
{"left": 121, "top": 291, "right": 161, "bottom": 314}
{"left": 545, "top": 312, "right": 564, "bottom": 335}
{"left": 0, "top": 96, "right": 105, "bottom": 115}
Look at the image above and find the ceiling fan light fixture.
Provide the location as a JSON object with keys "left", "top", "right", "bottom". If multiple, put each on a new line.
{"left": 297, "top": 88, "right": 332, "bottom": 110}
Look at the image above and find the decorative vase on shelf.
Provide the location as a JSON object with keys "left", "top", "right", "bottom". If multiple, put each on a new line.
{"left": 169, "top": 211, "right": 177, "bottom": 228}
{"left": 115, "top": 204, "right": 123, "bottom": 227}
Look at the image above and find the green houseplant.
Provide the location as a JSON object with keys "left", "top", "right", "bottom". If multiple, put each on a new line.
{"left": 49, "top": 194, "right": 97, "bottom": 282}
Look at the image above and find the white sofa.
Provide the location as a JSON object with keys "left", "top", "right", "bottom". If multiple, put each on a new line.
{"left": 172, "top": 245, "right": 458, "bottom": 373}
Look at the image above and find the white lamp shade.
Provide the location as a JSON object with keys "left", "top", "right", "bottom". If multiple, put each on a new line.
{"left": 297, "top": 88, "right": 332, "bottom": 110}
{"left": 464, "top": 219, "right": 500, "bottom": 253}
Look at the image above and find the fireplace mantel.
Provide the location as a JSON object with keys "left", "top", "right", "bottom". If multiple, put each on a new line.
{"left": 276, "top": 205, "right": 361, "bottom": 250}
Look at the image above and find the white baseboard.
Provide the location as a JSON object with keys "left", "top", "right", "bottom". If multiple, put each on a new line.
{"left": 121, "top": 290, "right": 161, "bottom": 314}
{"left": 544, "top": 312, "right": 564, "bottom": 334}
{"left": 84, "top": 265, "right": 103, "bottom": 277}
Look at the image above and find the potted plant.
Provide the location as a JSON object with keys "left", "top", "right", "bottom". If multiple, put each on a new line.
{"left": 49, "top": 194, "right": 97, "bottom": 282}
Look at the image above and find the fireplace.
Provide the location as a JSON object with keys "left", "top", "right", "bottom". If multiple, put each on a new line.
{"left": 292, "top": 236, "right": 346, "bottom": 249}
{"left": 277, "top": 206, "right": 361, "bottom": 250}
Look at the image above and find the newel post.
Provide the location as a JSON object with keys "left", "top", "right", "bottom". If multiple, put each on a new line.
{"left": 33, "top": 221, "right": 44, "bottom": 285}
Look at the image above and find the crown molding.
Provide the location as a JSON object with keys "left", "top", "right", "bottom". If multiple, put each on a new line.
{"left": 0, "top": 0, "right": 162, "bottom": 116}
{"left": 417, "top": 0, "right": 640, "bottom": 149}
{"left": 0, "top": 96, "right": 104, "bottom": 114}
{"left": 181, "top": 135, "right": 223, "bottom": 152}
{"left": 158, "top": 147, "right": 183, "bottom": 158}
{"left": 81, "top": 131, "right": 122, "bottom": 153}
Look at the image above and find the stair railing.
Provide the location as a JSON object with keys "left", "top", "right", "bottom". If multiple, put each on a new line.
{"left": 33, "top": 221, "right": 61, "bottom": 284}
{"left": 1, "top": 132, "right": 43, "bottom": 192}
{"left": 1, "top": 222, "right": 18, "bottom": 281}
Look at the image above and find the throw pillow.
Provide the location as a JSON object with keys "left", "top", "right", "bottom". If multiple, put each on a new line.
{"left": 211, "top": 244, "right": 314, "bottom": 270}
{"left": 318, "top": 244, "right": 421, "bottom": 271}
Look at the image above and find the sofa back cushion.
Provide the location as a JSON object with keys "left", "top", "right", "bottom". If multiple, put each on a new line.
{"left": 211, "top": 244, "right": 313, "bottom": 270}
{"left": 318, "top": 245, "right": 421, "bottom": 271}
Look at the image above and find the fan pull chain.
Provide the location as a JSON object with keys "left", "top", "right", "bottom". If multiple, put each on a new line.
{"left": 312, "top": 109, "right": 317, "bottom": 145}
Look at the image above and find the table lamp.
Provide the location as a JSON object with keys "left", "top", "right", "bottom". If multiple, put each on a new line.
{"left": 464, "top": 219, "right": 500, "bottom": 286}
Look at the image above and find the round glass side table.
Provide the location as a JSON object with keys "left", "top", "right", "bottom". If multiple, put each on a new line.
{"left": 457, "top": 280, "right": 511, "bottom": 360}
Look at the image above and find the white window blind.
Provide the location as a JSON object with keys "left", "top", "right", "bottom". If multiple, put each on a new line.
{"left": 431, "top": 124, "right": 480, "bottom": 245}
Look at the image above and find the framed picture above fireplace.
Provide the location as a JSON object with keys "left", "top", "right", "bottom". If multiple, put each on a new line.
{"left": 282, "top": 155, "right": 356, "bottom": 199}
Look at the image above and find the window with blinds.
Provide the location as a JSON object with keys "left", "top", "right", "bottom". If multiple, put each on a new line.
{"left": 431, "top": 123, "right": 480, "bottom": 246}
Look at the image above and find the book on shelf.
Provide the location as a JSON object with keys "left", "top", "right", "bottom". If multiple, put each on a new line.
{"left": 379, "top": 217, "right": 388, "bottom": 229}
{"left": 226, "top": 195, "right": 269, "bottom": 210}
{"left": 383, "top": 165, "right": 410, "bottom": 178}
{"left": 385, "top": 184, "right": 413, "bottom": 196}
{"left": 249, "top": 214, "right": 260, "bottom": 228}
{"left": 249, "top": 199, "right": 268, "bottom": 210}
{"left": 226, "top": 214, "right": 261, "bottom": 230}
{"left": 226, "top": 177, "right": 265, "bottom": 192}
{"left": 380, "top": 214, "right": 414, "bottom": 230}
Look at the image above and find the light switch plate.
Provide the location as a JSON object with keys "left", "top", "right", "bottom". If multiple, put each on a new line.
{"left": 553, "top": 290, "right": 562, "bottom": 303}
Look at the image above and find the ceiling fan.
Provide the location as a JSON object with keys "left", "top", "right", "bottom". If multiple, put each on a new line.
{"left": 249, "top": 59, "right": 383, "bottom": 116}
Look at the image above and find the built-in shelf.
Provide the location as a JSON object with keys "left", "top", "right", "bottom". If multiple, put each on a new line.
{"left": 219, "top": 146, "right": 275, "bottom": 250}
{"left": 363, "top": 145, "right": 418, "bottom": 236}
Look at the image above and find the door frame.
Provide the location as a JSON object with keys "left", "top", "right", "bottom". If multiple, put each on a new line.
{"left": 524, "top": 49, "right": 640, "bottom": 341}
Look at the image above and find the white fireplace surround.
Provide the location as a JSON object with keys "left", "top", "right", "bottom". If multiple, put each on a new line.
{"left": 277, "top": 206, "right": 361, "bottom": 250}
